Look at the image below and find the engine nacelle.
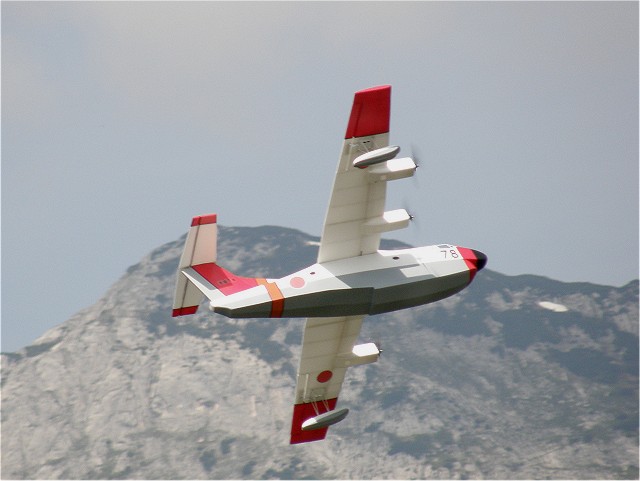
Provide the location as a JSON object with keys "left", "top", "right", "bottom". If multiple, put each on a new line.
{"left": 336, "top": 342, "right": 381, "bottom": 367}
{"left": 361, "top": 209, "right": 411, "bottom": 234}
{"left": 367, "top": 157, "right": 417, "bottom": 182}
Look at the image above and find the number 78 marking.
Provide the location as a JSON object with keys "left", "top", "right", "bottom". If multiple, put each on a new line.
{"left": 441, "top": 249, "right": 459, "bottom": 259}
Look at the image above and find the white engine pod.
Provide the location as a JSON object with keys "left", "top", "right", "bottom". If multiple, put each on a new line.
{"left": 362, "top": 209, "right": 411, "bottom": 234}
{"left": 367, "top": 157, "right": 417, "bottom": 182}
{"left": 353, "top": 145, "right": 401, "bottom": 168}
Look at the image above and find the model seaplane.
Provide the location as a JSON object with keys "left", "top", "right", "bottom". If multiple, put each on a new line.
{"left": 172, "top": 85, "right": 487, "bottom": 444}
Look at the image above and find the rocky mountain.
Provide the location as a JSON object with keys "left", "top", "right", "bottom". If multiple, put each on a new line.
{"left": 2, "top": 225, "right": 638, "bottom": 479}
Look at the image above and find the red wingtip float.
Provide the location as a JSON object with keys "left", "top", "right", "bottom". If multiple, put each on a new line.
{"left": 171, "top": 85, "right": 487, "bottom": 444}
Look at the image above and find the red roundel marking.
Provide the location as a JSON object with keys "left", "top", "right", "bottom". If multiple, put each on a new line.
{"left": 317, "top": 370, "right": 333, "bottom": 383}
{"left": 290, "top": 276, "right": 305, "bottom": 288}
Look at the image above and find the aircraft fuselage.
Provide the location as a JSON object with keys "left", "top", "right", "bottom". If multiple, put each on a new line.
{"left": 204, "top": 245, "right": 486, "bottom": 319}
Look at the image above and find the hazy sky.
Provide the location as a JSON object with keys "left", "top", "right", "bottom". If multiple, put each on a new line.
{"left": 3, "top": 2, "right": 638, "bottom": 352}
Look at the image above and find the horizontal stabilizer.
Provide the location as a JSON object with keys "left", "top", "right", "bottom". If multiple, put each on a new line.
{"left": 301, "top": 408, "right": 349, "bottom": 431}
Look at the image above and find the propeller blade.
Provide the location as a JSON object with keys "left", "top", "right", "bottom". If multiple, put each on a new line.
{"left": 401, "top": 199, "right": 423, "bottom": 240}
{"left": 410, "top": 143, "right": 423, "bottom": 188}
{"left": 402, "top": 200, "right": 418, "bottom": 224}
{"left": 410, "top": 143, "right": 423, "bottom": 168}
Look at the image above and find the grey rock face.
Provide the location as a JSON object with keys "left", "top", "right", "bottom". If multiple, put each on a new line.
{"left": 2, "top": 226, "right": 638, "bottom": 479}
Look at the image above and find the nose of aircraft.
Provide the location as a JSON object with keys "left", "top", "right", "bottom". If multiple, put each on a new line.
{"left": 471, "top": 250, "right": 487, "bottom": 271}
{"left": 456, "top": 247, "right": 488, "bottom": 279}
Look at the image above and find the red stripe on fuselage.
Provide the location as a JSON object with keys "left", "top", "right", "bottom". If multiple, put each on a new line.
{"left": 257, "top": 278, "right": 285, "bottom": 318}
{"left": 290, "top": 398, "right": 338, "bottom": 444}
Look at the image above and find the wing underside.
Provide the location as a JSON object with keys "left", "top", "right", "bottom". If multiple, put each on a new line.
{"left": 290, "top": 315, "right": 365, "bottom": 444}
{"left": 317, "top": 85, "right": 393, "bottom": 264}
{"left": 290, "top": 85, "right": 413, "bottom": 443}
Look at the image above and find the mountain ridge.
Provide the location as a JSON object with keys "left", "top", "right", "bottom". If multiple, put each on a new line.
{"left": 2, "top": 224, "right": 638, "bottom": 479}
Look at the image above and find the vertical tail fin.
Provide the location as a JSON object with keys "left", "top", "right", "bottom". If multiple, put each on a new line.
{"left": 172, "top": 214, "right": 218, "bottom": 317}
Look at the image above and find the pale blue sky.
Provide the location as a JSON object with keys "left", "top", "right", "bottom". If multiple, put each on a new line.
{"left": 2, "top": 2, "right": 638, "bottom": 352}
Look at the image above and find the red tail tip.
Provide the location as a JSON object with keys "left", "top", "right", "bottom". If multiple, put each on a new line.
{"left": 191, "top": 214, "right": 217, "bottom": 227}
{"left": 172, "top": 306, "right": 198, "bottom": 317}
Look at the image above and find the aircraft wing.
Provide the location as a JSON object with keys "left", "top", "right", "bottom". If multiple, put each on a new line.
{"left": 290, "top": 315, "right": 380, "bottom": 444}
{"left": 290, "top": 86, "right": 413, "bottom": 443}
{"left": 317, "top": 84, "right": 409, "bottom": 263}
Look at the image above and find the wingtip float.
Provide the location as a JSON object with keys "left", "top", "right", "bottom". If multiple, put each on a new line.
{"left": 301, "top": 408, "right": 350, "bottom": 431}
{"left": 353, "top": 145, "right": 401, "bottom": 168}
{"left": 172, "top": 85, "right": 487, "bottom": 444}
